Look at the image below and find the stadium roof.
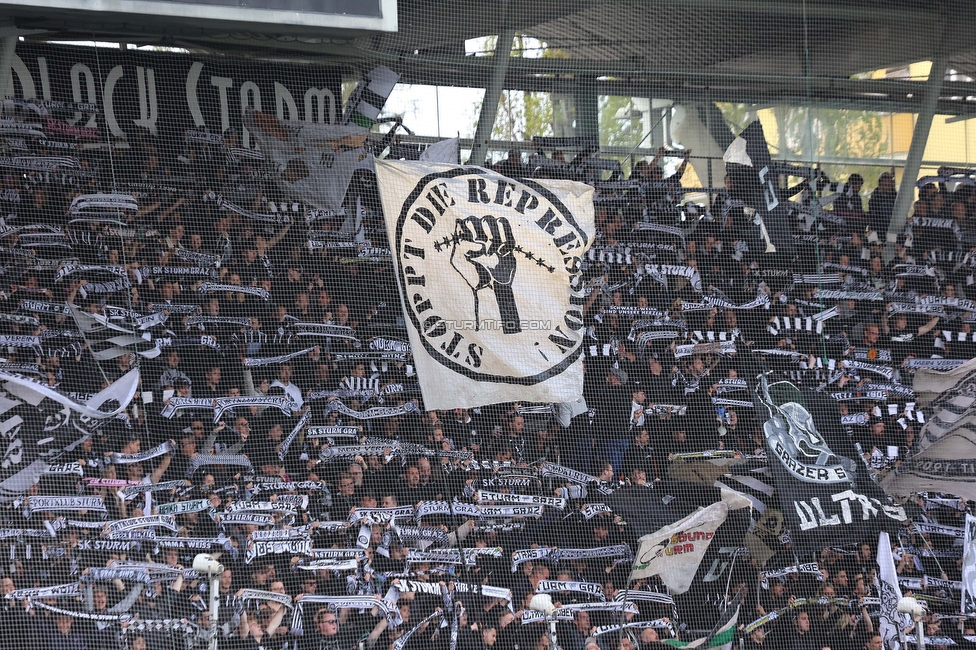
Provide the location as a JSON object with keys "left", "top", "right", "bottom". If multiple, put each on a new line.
{"left": 11, "top": 0, "right": 976, "bottom": 115}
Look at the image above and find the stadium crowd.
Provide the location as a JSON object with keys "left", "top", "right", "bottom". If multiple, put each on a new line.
{"left": 0, "top": 103, "right": 972, "bottom": 650}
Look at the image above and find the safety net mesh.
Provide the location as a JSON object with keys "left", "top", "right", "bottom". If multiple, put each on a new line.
{"left": 0, "top": 2, "right": 973, "bottom": 649}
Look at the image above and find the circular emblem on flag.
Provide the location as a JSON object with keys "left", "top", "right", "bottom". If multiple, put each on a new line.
{"left": 393, "top": 168, "right": 589, "bottom": 383}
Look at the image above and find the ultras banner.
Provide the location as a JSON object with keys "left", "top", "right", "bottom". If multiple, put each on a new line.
{"left": 375, "top": 161, "right": 595, "bottom": 409}
{"left": 754, "top": 377, "right": 907, "bottom": 551}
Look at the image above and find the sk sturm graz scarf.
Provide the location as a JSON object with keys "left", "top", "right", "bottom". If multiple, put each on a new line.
{"left": 536, "top": 580, "right": 605, "bottom": 601}
{"left": 475, "top": 490, "right": 567, "bottom": 510}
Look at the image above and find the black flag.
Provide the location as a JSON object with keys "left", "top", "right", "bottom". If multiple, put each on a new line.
{"left": 753, "top": 374, "right": 907, "bottom": 552}
{"left": 723, "top": 121, "right": 794, "bottom": 260}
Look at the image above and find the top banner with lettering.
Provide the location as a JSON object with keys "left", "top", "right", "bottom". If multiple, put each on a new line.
{"left": 8, "top": 43, "right": 342, "bottom": 144}
{"left": 375, "top": 161, "right": 595, "bottom": 409}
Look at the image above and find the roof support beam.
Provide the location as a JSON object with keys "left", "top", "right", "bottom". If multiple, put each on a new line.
{"left": 886, "top": 52, "right": 950, "bottom": 259}
{"left": 469, "top": 27, "right": 516, "bottom": 166}
{"left": 0, "top": 32, "right": 17, "bottom": 115}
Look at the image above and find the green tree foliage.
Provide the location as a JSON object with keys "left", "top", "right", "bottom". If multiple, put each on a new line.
{"left": 716, "top": 103, "right": 892, "bottom": 189}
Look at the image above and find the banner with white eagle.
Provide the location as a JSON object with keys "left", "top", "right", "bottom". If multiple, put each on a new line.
{"left": 374, "top": 161, "right": 595, "bottom": 409}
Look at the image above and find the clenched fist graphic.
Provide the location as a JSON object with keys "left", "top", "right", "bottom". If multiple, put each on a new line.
{"left": 450, "top": 215, "right": 522, "bottom": 334}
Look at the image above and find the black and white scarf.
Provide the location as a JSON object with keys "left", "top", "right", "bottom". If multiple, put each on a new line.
{"left": 536, "top": 580, "right": 605, "bottom": 600}
{"left": 911, "top": 522, "right": 963, "bottom": 537}
{"left": 392, "top": 610, "right": 442, "bottom": 650}
{"left": 109, "top": 441, "right": 175, "bottom": 465}
{"left": 23, "top": 495, "right": 105, "bottom": 516}
{"left": 675, "top": 340, "right": 736, "bottom": 358}
{"left": 538, "top": 461, "right": 596, "bottom": 485}
{"left": 244, "top": 538, "right": 311, "bottom": 564}
{"left": 477, "top": 504, "right": 545, "bottom": 518}
{"left": 31, "top": 601, "right": 123, "bottom": 621}
{"left": 185, "top": 454, "right": 253, "bottom": 477}
{"left": 639, "top": 264, "right": 701, "bottom": 291}
{"left": 185, "top": 315, "right": 251, "bottom": 328}
{"left": 815, "top": 289, "right": 885, "bottom": 301}
{"left": 580, "top": 503, "right": 613, "bottom": 519}
{"left": 83, "top": 567, "right": 152, "bottom": 588}
{"left": 18, "top": 299, "right": 70, "bottom": 315}
{"left": 319, "top": 444, "right": 392, "bottom": 462}
{"left": 476, "top": 490, "right": 566, "bottom": 510}
{"left": 904, "top": 358, "right": 969, "bottom": 370}
{"left": 842, "top": 360, "right": 894, "bottom": 379}
{"left": 347, "top": 506, "right": 415, "bottom": 525}
{"left": 218, "top": 513, "right": 275, "bottom": 527}
{"left": 106, "top": 515, "right": 178, "bottom": 538}
{"left": 289, "top": 322, "right": 360, "bottom": 341}
{"left": 175, "top": 248, "right": 221, "bottom": 268}
{"left": 206, "top": 193, "right": 293, "bottom": 225}
{"left": 157, "top": 499, "right": 213, "bottom": 516}
{"left": 213, "top": 395, "right": 296, "bottom": 421}
{"left": 405, "top": 547, "right": 503, "bottom": 565}
{"left": 277, "top": 408, "right": 312, "bottom": 461}
{"left": 759, "top": 562, "right": 822, "bottom": 588}
{"left": 511, "top": 545, "right": 632, "bottom": 571}
{"left": 236, "top": 588, "right": 293, "bottom": 608}
{"left": 226, "top": 501, "right": 299, "bottom": 516}
{"left": 197, "top": 282, "right": 269, "bottom": 300}
{"left": 391, "top": 524, "right": 450, "bottom": 548}
{"left": 324, "top": 399, "right": 419, "bottom": 420}
{"left": 77, "top": 539, "right": 140, "bottom": 552}
{"left": 8, "top": 582, "right": 81, "bottom": 600}
{"left": 305, "top": 426, "right": 361, "bottom": 439}
{"left": 120, "top": 479, "right": 190, "bottom": 501}
{"left": 243, "top": 346, "right": 317, "bottom": 368}
{"left": 591, "top": 620, "right": 675, "bottom": 638}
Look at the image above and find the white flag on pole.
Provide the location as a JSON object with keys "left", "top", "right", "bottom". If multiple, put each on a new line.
{"left": 962, "top": 514, "right": 976, "bottom": 614}
{"left": 877, "top": 531, "right": 910, "bottom": 650}
{"left": 630, "top": 502, "right": 729, "bottom": 594}
{"left": 420, "top": 137, "right": 460, "bottom": 163}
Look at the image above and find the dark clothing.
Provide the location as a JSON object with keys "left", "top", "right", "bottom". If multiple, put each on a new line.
{"left": 869, "top": 188, "right": 897, "bottom": 233}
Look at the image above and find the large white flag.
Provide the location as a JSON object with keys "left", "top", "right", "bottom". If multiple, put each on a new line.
{"left": 374, "top": 161, "right": 595, "bottom": 409}
{"left": 881, "top": 356, "right": 976, "bottom": 500}
{"left": 877, "top": 531, "right": 910, "bottom": 650}
{"left": 630, "top": 502, "right": 729, "bottom": 594}
{"left": 963, "top": 514, "right": 976, "bottom": 614}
